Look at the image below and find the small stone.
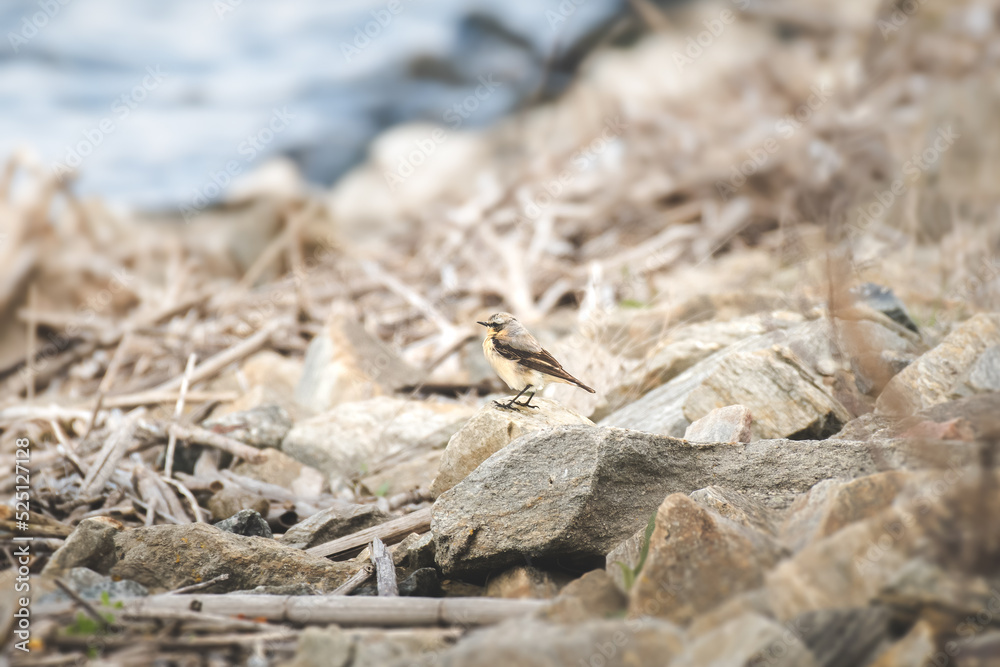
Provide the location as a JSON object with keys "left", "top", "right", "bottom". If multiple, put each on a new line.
{"left": 43, "top": 517, "right": 124, "bottom": 577}
{"left": 684, "top": 405, "right": 752, "bottom": 443}
{"left": 429, "top": 397, "right": 593, "bottom": 496}
{"left": 278, "top": 502, "right": 389, "bottom": 550}
{"left": 202, "top": 404, "right": 292, "bottom": 449}
{"left": 111, "top": 523, "right": 361, "bottom": 593}
{"left": 484, "top": 566, "right": 560, "bottom": 600}
{"left": 207, "top": 486, "right": 270, "bottom": 523}
{"left": 214, "top": 509, "right": 273, "bottom": 539}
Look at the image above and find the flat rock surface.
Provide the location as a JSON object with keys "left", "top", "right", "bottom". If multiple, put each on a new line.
{"left": 110, "top": 523, "right": 361, "bottom": 593}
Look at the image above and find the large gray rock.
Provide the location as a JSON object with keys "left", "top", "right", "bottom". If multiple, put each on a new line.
{"left": 281, "top": 397, "right": 474, "bottom": 480}
{"left": 432, "top": 425, "right": 965, "bottom": 576}
{"left": 876, "top": 313, "right": 1000, "bottom": 416}
{"left": 429, "top": 398, "right": 593, "bottom": 497}
{"left": 627, "top": 493, "right": 782, "bottom": 625}
{"left": 111, "top": 523, "right": 360, "bottom": 593}
{"left": 428, "top": 618, "right": 685, "bottom": 667}
{"left": 602, "top": 317, "right": 917, "bottom": 437}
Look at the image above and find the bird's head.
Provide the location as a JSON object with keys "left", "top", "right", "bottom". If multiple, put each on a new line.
{"left": 477, "top": 312, "right": 516, "bottom": 337}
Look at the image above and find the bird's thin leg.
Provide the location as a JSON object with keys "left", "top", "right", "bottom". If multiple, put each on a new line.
{"left": 495, "top": 386, "right": 530, "bottom": 410}
{"left": 517, "top": 391, "right": 538, "bottom": 409}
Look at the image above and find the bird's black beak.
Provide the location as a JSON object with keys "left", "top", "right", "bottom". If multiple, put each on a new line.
{"left": 477, "top": 321, "right": 488, "bottom": 327}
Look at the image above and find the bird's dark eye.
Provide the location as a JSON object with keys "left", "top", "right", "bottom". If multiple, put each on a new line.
{"left": 491, "top": 323, "right": 502, "bottom": 330}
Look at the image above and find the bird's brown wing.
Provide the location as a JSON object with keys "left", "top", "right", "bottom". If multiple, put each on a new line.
{"left": 492, "top": 340, "right": 595, "bottom": 392}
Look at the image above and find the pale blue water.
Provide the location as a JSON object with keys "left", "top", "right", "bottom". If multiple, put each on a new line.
{"left": 1, "top": 0, "right": 625, "bottom": 210}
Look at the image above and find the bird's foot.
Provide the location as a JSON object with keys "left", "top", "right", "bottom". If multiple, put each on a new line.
{"left": 515, "top": 400, "right": 539, "bottom": 409}
{"left": 493, "top": 399, "right": 518, "bottom": 410}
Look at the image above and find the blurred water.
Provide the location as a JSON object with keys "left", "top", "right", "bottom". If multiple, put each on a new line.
{"left": 1, "top": 0, "right": 624, "bottom": 210}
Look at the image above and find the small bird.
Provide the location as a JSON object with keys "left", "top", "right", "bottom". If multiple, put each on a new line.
{"left": 477, "top": 312, "right": 595, "bottom": 410}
